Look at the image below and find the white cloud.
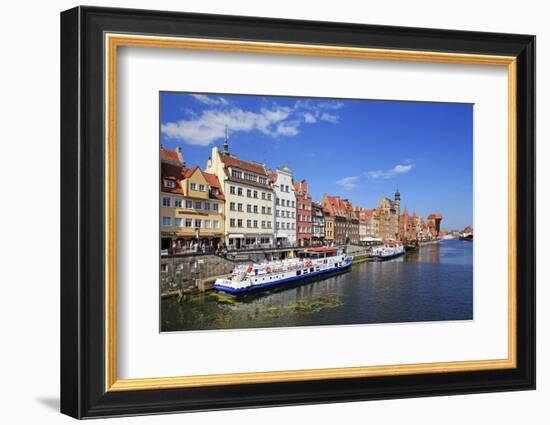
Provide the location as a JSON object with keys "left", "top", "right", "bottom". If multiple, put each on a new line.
{"left": 393, "top": 164, "right": 413, "bottom": 173}
{"left": 162, "top": 106, "right": 296, "bottom": 145}
{"left": 294, "top": 99, "right": 343, "bottom": 123}
{"left": 275, "top": 121, "right": 300, "bottom": 136}
{"left": 367, "top": 162, "right": 415, "bottom": 179}
{"left": 190, "top": 94, "right": 229, "bottom": 106}
{"left": 320, "top": 113, "right": 339, "bottom": 123}
{"left": 337, "top": 176, "right": 359, "bottom": 190}
{"left": 162, "top": 96, "right": 344, "bottom": 146}
{"left": 303, "top": 112, "right": 317, "bottom": 123}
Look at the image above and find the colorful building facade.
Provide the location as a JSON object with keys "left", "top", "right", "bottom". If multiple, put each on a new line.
{"left": 205, "top": 141, "right": 275, "bottom": 249}
{"left": 160, "top": 147, "right": 225, "bottom": 253}
{"left": 294, "top": 179, "right": 312, "bottom": 246}
{"left": 271, "top": 166, "right": 297, "bottom": 247}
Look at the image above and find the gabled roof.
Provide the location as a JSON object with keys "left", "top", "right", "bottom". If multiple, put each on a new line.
{"left": 220, "top": 153, "right": 267, "bottom": 176}
{"left": 202, "top": 171, "right": 225, "bottom": 201}
{"left": 161, "top": 163, "right": 225, "bottom": 201}
{"left": 267, "top": 171, "right": 277, "bottom": 184}
{"left": 160, "top": 147, "right": 181, "bottom": 164}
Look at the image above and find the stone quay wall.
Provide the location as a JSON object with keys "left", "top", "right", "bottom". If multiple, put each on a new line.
{"left": 160, "top": 254, "right": 243, "bottom": 293}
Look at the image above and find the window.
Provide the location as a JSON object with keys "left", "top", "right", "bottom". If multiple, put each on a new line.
{"left": 213, "top": 220, "right": 220, "bottom": 228}
{"left": 259, "top": 176, "right": 267, "bottom": 185}
{"left": 247, "top": 204, "right": 252, "bottom": 213}
{"left": 261, "top": 206, "right": 266, "bottom": 214}
{"left": 212, "top": 203, "right": 219, "bottom": 212}
{"left": 162, "top": 216, "right": 171, "bottom": 226}
{"left": 261, "top": 192, "right": 266, "bottom": 200}
{"left": 247, "top": 189, "right": 252, "bottom": 198}
{"left": 247, "top": 220, "right": 252, "bottom": 228}
{"left": 253, "top": 220, "right": 258, "bottom": 228}
{"left": 165, "top": 180, "right": 176, "bottom": 188}
{"left": 237, "top": 219, "right": 243, "bottom": 228}
{"left": 267, "top": 193, "right": 272, "bottom": 201}
{"left": 237, "top": 187, "right": 243, "bottom": 196}
{"left": 190, "top": 183, "right": 197, "bottom": 190}
{"left": 231, "top": 169, "right": 242, "bottom": 179}
{"left": 174, "top": 199, "right": 182, "bottom": 208}
{"left": 275, "top": 222, "right": 279, "bottom": 229}
{"left": 276, "top": 198, "right": 280, "bottom": 206}
{"left": 174, "top": 217, "right": 182, "bottom": 227}
{"left": 267, "top": 207, "right": 272, "bottom": 215}
{"left": 162, "top": 197, "right": 171, "bottom": 207}
{"left": 185, "top": 200, "right": 193, "bottom": 209}
{"left": 199, "top": 184, "right": 206, "bottom": 192}
{"left": 230, "top": 218, "right": 236, "bottom": 227}
{"left": 194, "top": 219, "right": 201, "bottom": 228}
{"left": 267, "top": 221, "right": 272, "bottom": 228}
{"left": 261, "top": 221, "right": 266, "bottom": 229}
{"left": 204, "top": 202, "right": 211, "bottom": 211}
{"left": 237, "top": 203, "right": 243, "bottom": 212}
{"left": 211, "top": 187, "right": 218, "bottom": 195}
{"left": 230, "top": 186, "right": 236, "bottom": 195}
{"left": 185, "top": 218, "right": 192, "bottom": 227}
{"left": 204, "top": 220, "right": 211, "bottom": 228}
{"left": 253, "top": 205, "right": 258, "bottom": 214}
{"left": 195, "top": 201, "right": 202, "bottom": 210}
{"left": 253, "top": 190, "right": 258, "bottom": 198}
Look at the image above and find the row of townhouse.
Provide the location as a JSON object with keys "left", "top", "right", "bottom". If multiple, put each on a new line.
{"left": 160, "top": 141, "right": 442, "bottom": 253}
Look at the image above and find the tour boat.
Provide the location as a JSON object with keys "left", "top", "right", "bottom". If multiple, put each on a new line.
{"left": 370, "top": 241, "right": 405, "bottom": 260}
{"left": 213, "top": 247, "right": 353, "bottom": 295}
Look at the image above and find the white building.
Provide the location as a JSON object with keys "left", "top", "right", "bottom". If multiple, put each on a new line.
{"left": 270, "top": 166, "right": 297, "bottom": 246}
{"left": 205, "top": 140, "right": 275, "bottom": 249}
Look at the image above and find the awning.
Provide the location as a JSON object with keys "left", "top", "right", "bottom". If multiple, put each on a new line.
{"left": 227, "top": 234, "right": 245, "bottom": 238}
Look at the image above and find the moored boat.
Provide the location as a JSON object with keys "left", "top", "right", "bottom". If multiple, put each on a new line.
{"left": 213, "top": 247, "right": 353, "bottom": 295}
{"left": 370, "top": 241, "right": 405, "bottom": 260}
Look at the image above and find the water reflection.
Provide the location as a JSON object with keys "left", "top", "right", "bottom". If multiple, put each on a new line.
{"left": 161, "top": 240, "right": 473, "bottom": 332}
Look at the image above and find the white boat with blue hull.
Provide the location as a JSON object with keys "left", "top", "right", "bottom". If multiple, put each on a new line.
{"left": 370, "top": 241, "right": 405, "bottom": 261}
{"left": 213, "top": 247, "right": 353, "bottom": 295}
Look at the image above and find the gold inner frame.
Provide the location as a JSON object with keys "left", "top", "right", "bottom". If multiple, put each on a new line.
{"left": 104, "top": 33, "right": 517, "bottom": 392}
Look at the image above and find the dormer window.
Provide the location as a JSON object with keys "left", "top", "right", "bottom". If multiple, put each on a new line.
{"left": 190, "top": 183, "right": 197, "bottom": 190}
{"left": 199, "top": 184, "right": 206, "bottom": 192}
{"left": 231, "top": 169, "right": 243, "bottom": 179}
{"left": 211, "top": 187, "right": 218, "bottom": 195}
{"left": 165, "top": 180, "right": 176, "bottom": 189}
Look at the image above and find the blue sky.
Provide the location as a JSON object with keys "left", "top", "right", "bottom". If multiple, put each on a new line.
{"left": 160, "top": 92, "right": 473, "bottom": 230}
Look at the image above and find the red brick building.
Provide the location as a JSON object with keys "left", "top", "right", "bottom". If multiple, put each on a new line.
{"left": 294, "top": 179, "right": 312, "bottom": 246}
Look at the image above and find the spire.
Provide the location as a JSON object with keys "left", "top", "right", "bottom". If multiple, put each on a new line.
{"left": 395, "top": 186, "right": 401, "bottom": 201}
{"left": 223, "top": 126, "right": 229, "bottom": 154}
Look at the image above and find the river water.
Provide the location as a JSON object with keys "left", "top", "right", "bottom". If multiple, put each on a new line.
{"left": 161, "top": 239, "right": 473, "bottom": 332}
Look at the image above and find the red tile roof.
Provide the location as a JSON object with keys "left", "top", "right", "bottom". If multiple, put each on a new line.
{"left": 220, "top": 153, "right": 267, "bottom": 176}
{"left": 161, "top": 163, "right": 225, "bottom": 201}
{"left": 202, "top": 171, "right": 225, "bottom": 201}
{"left": 160, "top": 147, "right": 181, "bottom": 164}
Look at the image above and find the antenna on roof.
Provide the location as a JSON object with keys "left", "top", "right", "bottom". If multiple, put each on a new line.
{"left": 223, "top": 126, "right": 229, "bottom": 154}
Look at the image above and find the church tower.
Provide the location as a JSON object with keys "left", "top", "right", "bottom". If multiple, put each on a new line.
{"left": 223, "top": 126, "right": 229, "bottom": 155}
{"left": 394, "top": 188, "right": 401, "bottom": 216}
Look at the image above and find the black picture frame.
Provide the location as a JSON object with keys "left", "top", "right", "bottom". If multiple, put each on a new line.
{"left": 61, "top": 5, "right": 535, "bottom": 419}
